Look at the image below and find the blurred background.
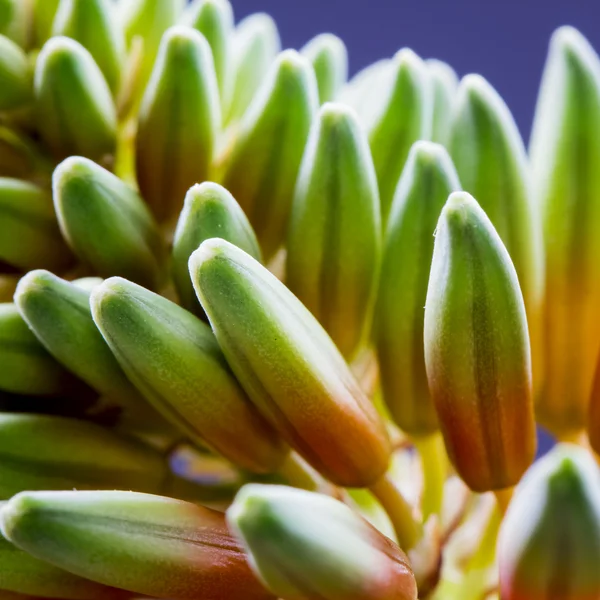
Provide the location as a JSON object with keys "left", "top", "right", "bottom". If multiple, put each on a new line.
{"left": 232, "top": 0, "right": 599, "bottom": 144}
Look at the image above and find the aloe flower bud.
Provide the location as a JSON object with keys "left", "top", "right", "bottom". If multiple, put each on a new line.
{"left": 31, "top": 0, "right": 60, "bottom": 46}
{"left": 34, "top": 37, "right": 117, "bottom": 161}
{"left": 1, "top": 490, "right": 274, "bottom": 600}
{"left": 184, "top": 0, "right": 233, "bottom": 108}
{"left": 0, "top": 528, "right": 127, "bottom": 600}
{"left": 14, "top": 270, "right": 156, "bottom": 420}
{"left": 368, "top": 48, "right": 431, "bottom": 224}
{"left": 52, "top": 0, "right": 125, "bottom": 94}
{"left": 376, "top": 141, "right": 460, "bottom": 436}
{"left": 499, "top": 444, "right": 600, "bottom": 599}
{"left": 449, "top": 74, "right": 544, "bottom": 395}
{"left": 301, "top": 33, "right": 348, "bottom": 104}
{"left": 189, "top": 239, "right": 391, "bottom": 487}
{"left": 287, "top": 103, "right": 380, "bottom": 359}
{"left": 0, "top": 303, "right": 75, "bottom": 396}
{"left": 90, "top": 276, "right": 287, "bottom": 474}
{"left": 222, "top": 50, "right": 318, "bottom": 259}
{"left": 120, "top": 0, "right": 180, "bottom": 88}
{"left": 427, "top": 59, "right": 458, "bottom": 144}
{"left": 225, "top": 13, "right": 280, "bottom": 123}
{"left": 530, "top": 27, "right": 600, "bottom": 437}
{"left": 0, "top": 178, "right": 72, "bottom": 272}
{"left": 424, "top": 192, "right": 536, "bottom": 491}
{"left": 53, "top": 156, "right": 165, "bottom": 289}
{"left": 172, "top": 182, "right": 261, "bottom": 316}
{"left": 0, "top": 413, "right": 167, "bottom": 499}
{"left": 136, "top": 26, "right": 220, "bottom": 223}
{"left": 228, "top": 484, "right": 418, "bottom": 600}
{"left": 0, "top": 35, "right": 31, "bottom": 110}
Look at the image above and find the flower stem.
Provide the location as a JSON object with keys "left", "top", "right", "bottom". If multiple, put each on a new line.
{"left": 369, "top": 473, "right": 421, "bottom": 550}
{"left": 415, "top": 432, "right": 447, "bottom": 520}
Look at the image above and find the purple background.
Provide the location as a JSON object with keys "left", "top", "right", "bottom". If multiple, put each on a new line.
{"left": 231, "top": 0, "right": 599, "bottom": 145}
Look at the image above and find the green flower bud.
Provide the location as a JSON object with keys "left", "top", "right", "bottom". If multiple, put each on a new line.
{"left": 53, "top": 156, "right": 165, "bottom": 289}
{"left": 368, "top": 49, "right": 431, "bottom": 225}
{"left": 301, "top": 33, "right": 348, "bottom": 104}
{"left": 0, "top": 178, "right": 72, "bottom": 272}
{"left": 14, "top": 270, "right": 156, "bottom": 420}
{"left": 189, "top": 239, "right": 391, "bottom": 487}
{"left": 52, "top": 0, "right": 125, "bottom": 94}
{"left": 225, "top": 12, "right": 280, "bottom": 123}
{"left": 0, "top": 303, "right": 76, "bottom": 396}
{"left": 0, "top": 527, "right": 127, "bottom": 600}
{"left": 184, "top": 0, "right": 234, "bottom": 109}
{"left": 0, "top": 0, "right": 27, "bottom": 47}
{"left": 222, "top": 50, "right": 318, "bottom": 259}
{"left": 1, "top": 490, "right": 274, "bottom": 600}
{"left": 228, "top": 484, "right": 418, "bottom": 600}
{"left": 172, "top": 182, "right": 262, "bottom": 317}
{"left": 34, "top": 37, "right": 117, "bottom": 161}
{"left": 31, "top": 0, "right": 60, "bottom": 47}
{"left": 286, "top": 102, "right": 380, "bottom": 359}
{"left": 424, "top": 192, "right": 536, "bottom": 492}
{"left": 119, "top": 0, "right": 181, "bottom": 89}
{"left": 375, "top": 141, "right": 461, "bottom": 436}
{"left": 90, "top": 276, "right": 287, "bottom": 474}
{"left": 0, "top": 413, "right": 168, "bottom": 499}
{"left": 338, "top": 58, "right": 391, "bottom": 117}
{"left": 449, "top": 74, "right": 544, "bottom": 397}
{"left": 499, "top": 444, "right": 600, "bottom": 600}
{"left": 427, "top": 59, "right": 458, "bottom": 144}
{"left": 0, "top": 34, "right": 31, "bottom": 110}
{"left": 530, "top": 26, "right": 600, "bottom": 437}
{"left": 135, "top": 26, "right": 220, "bottom": 223}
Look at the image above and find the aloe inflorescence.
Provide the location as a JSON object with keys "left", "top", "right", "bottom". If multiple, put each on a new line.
{"left": 0, "top": 2, "right": 598, "bottom": 599}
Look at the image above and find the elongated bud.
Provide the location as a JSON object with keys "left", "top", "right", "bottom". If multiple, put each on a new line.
{"left": 301, "top": 33, "right": 348, "bottom": 103}
{"left": 424, "top": 192, "right": 536, "bottom": 491}
{"left": 31, "top": 0, "right": 60, "bottom": 46}
{"left": 0, "top": 0, "right": 27, "bottom": 46}
{"left": 223, "top": 50, "right": 318, "bottom": 259}
{"left": 0, "top": 35, "right": 31, "bottom": 110}
{"left": 120, "top": 0, "right": 180, "bottom": 88}
{"left": 0, "top": 303, "right": 76, "bottom": 396}
{"left": 189, "top": 239, "right": 391, "bottom": 487}
{"left": 1, "top": 490, "right": 274, "bottom": 600}
{"left": 376, "top": 141, "right": 461, "bottom": 436}
{"left": 184, "top": 0, "right": 234, "bottom": 109}
{"left": 530, "top": 27, "right": 600, "bottom": 437}
{"left": 34, "top": 37, "right": 117, "bottom": 162}
{"left": 90, "top": 276, "right": 287, "bottom": 473}
{"left": 499, "top": 444, "right": 600, "bottom": 599}
{"left": 0, "top": 413, "right": 167, "bottom": 499}
{"left": 228, "top": 484, "right": 418, "bottom": 600}
{"left": 53, "top": 156, "right": 165, "bottom": 289}
{"left": 338, "top": 58, "right": 391, "bottom": 116}
{"left": 225, "top": 13, "right": 280, "bottom": 123}
{"left": 136, "top": 26, "right": 220, "bottom": 223}
{"left": 427, "top": 59, "right": 458, "bottom": 144}
{"left": 52, "top": 0, "right": 125, "bottom": 94}
{"left": 0, "top": 528, "right": 127, "bottom": 600}
{"left": 287, "top": 103, "right": 380, "bottom": 359}
{"left": 172, "top": 182, "right": 261, "bottom": 316}
{"left": 449, "top": 74, "right": 544, "bottom": 395}
{"left": 368, "top": 49, "right": 431, "bottom": 225}
{"left": 14, "top": 270, "right": 156, "bottom": 420}
{"left": 0, "top": 178, "right": 72, "bottom": 272}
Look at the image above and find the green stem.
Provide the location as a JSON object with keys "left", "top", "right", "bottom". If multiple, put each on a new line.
{"left": 415, "top": 432, "right": 447, "bottom": 520}
{"left": 369, "top": 473, "right": 421, "bottom": 550}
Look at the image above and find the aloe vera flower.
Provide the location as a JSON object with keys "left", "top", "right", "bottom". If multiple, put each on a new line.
{"left": 0, "top": 3, "right": 599, "bottom": 599}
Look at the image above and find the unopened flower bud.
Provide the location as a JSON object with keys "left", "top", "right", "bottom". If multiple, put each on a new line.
{"left": 0, "top": 34, "right": 31, "bottom": 110}
{"left": 499, "top": 444, "right": 600, "bottom": 600}
{"left": 424, "top": 192, "right": 536, "bottom": 491}
{"left": 189, "top": 239, "right": 391, "bottom": 487}
{"left": 427, "top": 59, "right": 457, "bottom": 144}
{"left": 1, "top": 490, "right": 274, "bottom": 600}
{"left": 228, "top": 484, "right": 418, "bottom": 600}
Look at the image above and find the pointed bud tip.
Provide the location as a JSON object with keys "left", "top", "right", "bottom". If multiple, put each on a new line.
{"left": 275, "top": 48, "right": 310, "bottom": 76}
{"left": 393, "top": 47, "right": 423, "bottom": 70}
{"left": 189, "top": 237, "right": 231, "bottom": 269}
{"left": 410, "top": 139, "right": 452, "bottom": 167}
{"left": 14, "top": 269, "right": 55, "bottom": 301}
